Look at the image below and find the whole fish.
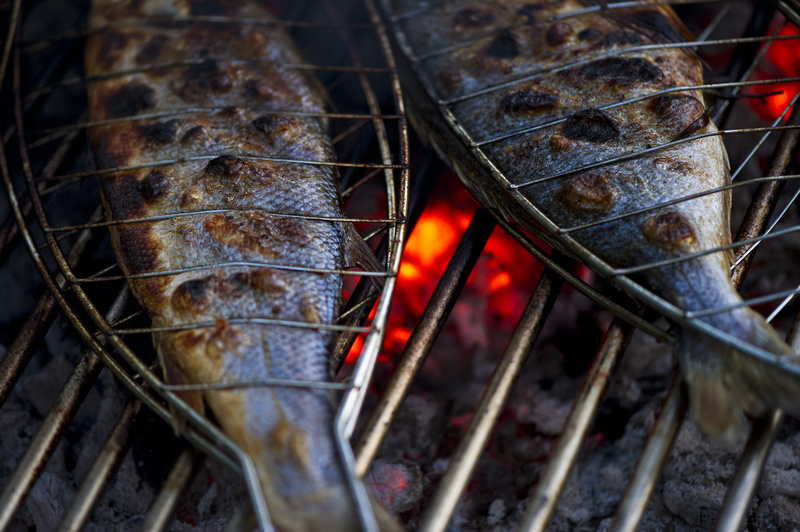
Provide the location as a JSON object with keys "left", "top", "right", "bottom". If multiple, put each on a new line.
{"left": 85, "top": 0, "right": 393, "bottom": 529}
{"left": 388, "top": 0, "right": 800, "bottom": 440}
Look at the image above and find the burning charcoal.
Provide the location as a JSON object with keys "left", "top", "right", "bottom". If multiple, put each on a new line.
{"left": 365, "top": 459, "right": 424, "bottom": 515}
{"left": 382, "top": 394, "right": 447, "bottom": 461}
{"left": 754, "top": 494, "right": 800, "bottom": 531}
{"left": 662, "top": 479, "right": 727, "bottom": 527}
{"left": 486, "top": 498, "right": 507, "bottom": 525}
{"left": 27, "top": 471, "right": 70, "bottom": 532}
{"left": 515, "top": 387, "right": 572, "bottom": 436}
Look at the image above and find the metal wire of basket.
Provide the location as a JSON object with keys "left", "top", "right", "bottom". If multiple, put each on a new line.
{"left": 0, "top": 0, "right": 408, "bottom": 530}
{"left": 349, "top": 0, "right": 800, "bottom": 530}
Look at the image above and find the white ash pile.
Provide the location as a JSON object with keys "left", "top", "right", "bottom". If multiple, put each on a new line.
{"left": 358, "top": 279, "right": 800, "bottom": 531}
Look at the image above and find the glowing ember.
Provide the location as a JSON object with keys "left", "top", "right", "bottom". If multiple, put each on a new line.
{"left": 345, "top": 173, "right": 544, "bottom": 366}
{"left": 748, "top": 23, "right": 800, "bottom": 121}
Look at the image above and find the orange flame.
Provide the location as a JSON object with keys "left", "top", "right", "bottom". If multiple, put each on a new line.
{"left": 749, "top": 23, "right": 800, "bottom": 121}
{"left": 343, "top": 174, "right": 544, "bottom": 367}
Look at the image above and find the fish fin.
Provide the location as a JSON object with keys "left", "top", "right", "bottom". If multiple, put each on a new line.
{"left": 345, "top": 223, "right": 386, "bottom": 290}
{"left": 158, "top": 350, "right": 205, "bottom": 436}
{"left": 679, "top": 308, "right": 800, "bottom": 442}
{"left": 682, "top": 363, "right": 748, "bottom": 444}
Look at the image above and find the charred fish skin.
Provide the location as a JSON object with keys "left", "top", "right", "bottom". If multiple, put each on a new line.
{"left": 85, "top": 1, "right": 367, "bottom": 529}
{"left": 389, "top": 0, "right": 799, "bottom": 440}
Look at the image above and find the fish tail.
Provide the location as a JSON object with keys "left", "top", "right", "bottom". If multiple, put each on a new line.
{"left": 679, "top": 307, "right": 798, "bottom": 442}
{"left": 253, "top": 456, "right": 402, "bottom": 532}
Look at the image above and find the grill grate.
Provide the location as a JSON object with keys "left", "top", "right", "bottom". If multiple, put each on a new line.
{"left": 2, "top": 0, "right": 800, "bottom": 531}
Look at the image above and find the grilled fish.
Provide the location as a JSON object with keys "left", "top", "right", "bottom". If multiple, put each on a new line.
{"left": 389, "top": 0, "right": 800, "bottom": 440}
{"left": 85, "top": 1, "right": 391, "bottom": 529}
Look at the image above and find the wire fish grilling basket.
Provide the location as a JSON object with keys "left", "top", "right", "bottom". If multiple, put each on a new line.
{"left": 348, "top": 0, "right": 800, "bottom": 530}
{"left": 0, "top": 0, "right": 408, "bottom": 530}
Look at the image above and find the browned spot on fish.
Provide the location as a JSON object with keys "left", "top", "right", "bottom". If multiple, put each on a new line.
{"left": 655, "top": 157, "right": 695, "bottom": 175}
{"left": 271, "top": 218, "right": 315, "bottom": 248}
{"left": 180, "top": 60, "right": 233, "bottom": 100}
{"left": 177, "top": 329, "right": 210, "bottom": 349}
{"left": 517, "top": 4, "right": 543, "bottom": 25}
{"left": 558, "top": 174, "right": 617, "bottom": 213}
{"left": 501, "top": 89, "right": 558, "bottom": 114}
{"left": 549, "top": 135, "right": 570, "bottom": 151}
{"left": 141, "top": 278, "right": 169, "bottom": 304}
{"left": 93, "top": 30, "right": 128, "bottom": 70}
{"left": 104, "top": 82, "right": 157, "bottom": 119}
{"left": 647, "top": 94, "right": 704, "bottom": 136}
{"left": 205, "top": 155, "right": 246, "bottom": 178}
{"left": 140, "top": 119, "right": 179, "bottom": 144}
{"left": 563, "top": 109, "right": 619, "bottom": 142}
{"left": 248, "top": 31, "right": 266, "bottom": 49}
{"left": 301, "top": 295, "right": 322, "bottom": 324}
{"left": 180, "top": 187, "right": 204, "bottom": 208}
{"left": 139, "top": 170, "right": 169, "bottom": 200}
{"left": 267, "top": 417, "right": 310, "bottom": 468}
{"left": 485, "top": 29, "right": 519, "bottom": 59}
{"left": 102, "top": 171, "right": 148, "bottom": 217}
{"left": 577, "top": 28, "right": 602, "bottom": 41}
{"left": 439, "top": 69, "right": 465, "bottom": 93}
{"left": 642, "top": 211, "right": 696, "bottom": 250}
{"left": 135, "top": 34, "right": 170, "bottom": 65}
{"left": 546, "top": 22, "right": 572, "bottom": 46}
{"left": 251, "top": 114, "right": 297, "bottom": 136}
{"left": 249, "top": 268, "right": 289, "bottom": 296}
{"left": 454, "top": 7, "right": 496, "bottom": 29}
{"left": 172, "top": 278, "right": 211, "bottom": 311}
{"left": 181, "top": 125, "right": 205, "bottom": 143}
{"left": 577, "top": 57, "right": 663, "bottom": 86}
{"left": 672, "top": 113, "right": 710, "bottom": 141}
{"left": 116, "top": 224, "right": 160, "bottom": 274}
{"left": 91, "top": 126, "right": 141, "bottom": 169}
{"left": 244, "top": 78, "right": 271, "bottom": 100}
{"left": 204, "top": 215, "right": 281, "bottom": 259}
{"left": 213, "top": 316, "right": 228, "bottom": 335}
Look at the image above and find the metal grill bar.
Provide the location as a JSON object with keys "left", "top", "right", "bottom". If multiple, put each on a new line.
{"left": 139, "top": 447, "right": 203, "bottom": 532}
{"left": 610, "top": 379, "right": 688, "bottom": 531}
{"left": 355, "top": 208, "right": 497, "bottom": 475}
{"left": 56, "top": 399, "right": 143, "bottom": 532}
{"left": 520, "top": 318, "right": 633, "bottom": 531}
{"left": 418, "top": 268, "right": 562, "bottom": 532}
{"left": 0, "top": 288, "right": 128, "bottom": 531}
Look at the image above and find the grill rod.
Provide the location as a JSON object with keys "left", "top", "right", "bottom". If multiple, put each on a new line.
{"left": 0, "top": 286, "right": 129, "bottom": 531}
{"left": 56, "top": 398, "right": 143, "bottom": 532}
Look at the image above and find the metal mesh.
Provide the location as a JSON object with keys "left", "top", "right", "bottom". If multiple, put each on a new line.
{"left": 0, "top": 0, "right": 407, "bottom": 530}
{"left": 356, "top": 1, "right": 800, "bottom": 530}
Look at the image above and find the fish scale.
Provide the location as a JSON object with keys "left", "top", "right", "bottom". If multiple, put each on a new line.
{"left": 390, "top": 0, "right": 800, "bottom": 441}
{"left": 83, "top": 0, "right": 394, "bottom": 530}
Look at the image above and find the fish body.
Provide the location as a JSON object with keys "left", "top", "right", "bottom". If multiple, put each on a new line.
{"left": 388, "top": 0, "right": 798, "bottom": 439}
{"left": 85, "top": 1, "right": 370, "bottom": 529}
